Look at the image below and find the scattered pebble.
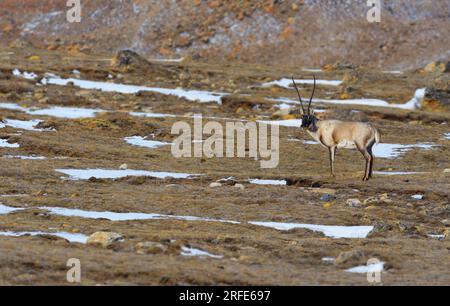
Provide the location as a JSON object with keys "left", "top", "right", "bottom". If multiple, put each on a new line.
{"left": 119, "top": 163, "right": 128, "bottom": 170}
{"left": 209, "top": 182, "right": 222, "bottom": 188}
{"left": 347, "top": 198, "right": 362, "bottom": 208}
{"left": 320, "top": 194, "right": 336, "bottom": 202}
{"left": 234, "top": 183, "right": 245, "bottom": 190}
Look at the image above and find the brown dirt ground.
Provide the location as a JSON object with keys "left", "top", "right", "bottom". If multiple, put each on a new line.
{"left": 0, "top": 47, "right": 448, "bottom": 285}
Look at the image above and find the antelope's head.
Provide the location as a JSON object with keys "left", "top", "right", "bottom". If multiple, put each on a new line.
{"left": 292, "top": 75, "right": 317, "bottom": 130}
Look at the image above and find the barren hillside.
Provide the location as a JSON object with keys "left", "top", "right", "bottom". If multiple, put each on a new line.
{"left": 1, "top": 0, "right": 449, "bottom": 69}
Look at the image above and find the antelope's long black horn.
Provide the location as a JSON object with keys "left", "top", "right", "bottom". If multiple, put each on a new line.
{"left": 307, "top": 75, "right": 316, "bottom": 115}
{"left": 291, "top": 76, "right": 305, "bottom": 115}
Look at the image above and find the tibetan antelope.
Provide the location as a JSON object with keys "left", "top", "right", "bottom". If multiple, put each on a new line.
{"left": 292, "top": 76, "right": 380, "bottom": 181}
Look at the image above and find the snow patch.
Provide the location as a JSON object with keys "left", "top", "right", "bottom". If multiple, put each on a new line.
{"left": 42, "top": 75, "right": 228, "bottom": 104}
{"left": 249, "top": 179, "right": 287, "bottom": 186}
{"left": 262, "top": 78, "right": 342, "bottom": 88}
{"left": 248, "top": 222, "right": 373, "bottom": 239}
{"left": 346, "top": 262, "right": 385, "bottom": 274}
{"left": 124, "top": 136, "right": 169, "bottom": 149}
{"left": 56, "top": 169, "right": 199, "bottom": 180}
{"left": 181, "top": 246, "right": 223, "bottom": 259}
{"left": 0, "top": 231, "right": 88, "bottom": 244}
{"left": 0, "top": 139, "right": 20, "bottom": 148}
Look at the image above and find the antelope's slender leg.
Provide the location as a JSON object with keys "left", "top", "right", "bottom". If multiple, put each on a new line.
{"left": 329, "top": 146, "right": 336, "bottom": 178}
{"left": 358, "top": 146, "right": 371, "bottom": 181}
{"left": 367, "top": 144, "right": 375, "bottom": 178}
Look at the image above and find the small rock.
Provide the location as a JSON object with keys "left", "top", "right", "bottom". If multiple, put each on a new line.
{"left": 135, "top": 241, "right": 168, "bottom": 255}
{"left": 234, "top": 183, "right": 245, "bottom": 190}
{"left": 397, "top": 221, "right": 419, "bottom": 234}
{"left": 444, "top": 169, "right": 450, "bottom": 173}
{"left": 368, "top": 221, "right": 394, "bottom": 237}
{"left": 209, "top": 182, "right": 222, "bottom": 188}
{"left": 346, "top": 198, "right": 361, "bottom": 208}
{"left": 320, "top": 194, "right": 336, "bottom": 202}
{"left": 364, "top": 193, "right": 392, "bottom": 205}
{"left": 87, "top": 232, "right": 123, "bottom": 248}
{"left": 441, "top": 219, "right": 450, "bottom": 226}
{"left": 119, "top": 163, "right": 128, "bottom": 170}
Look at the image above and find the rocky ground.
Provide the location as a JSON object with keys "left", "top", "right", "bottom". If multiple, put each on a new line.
{"left": 0, "top": 46, "right": 449, "bottom": 285}
{"left": 1, "top": 0, "right": 450, "bottom": 70}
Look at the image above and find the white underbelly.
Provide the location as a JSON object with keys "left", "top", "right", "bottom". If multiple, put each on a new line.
{"left": 337, "top": 140, "right": 357, "bottom": 149}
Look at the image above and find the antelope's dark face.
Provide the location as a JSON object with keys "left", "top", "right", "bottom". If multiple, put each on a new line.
{"left": 301, "top": 114, "right": 317, "bottom": 130}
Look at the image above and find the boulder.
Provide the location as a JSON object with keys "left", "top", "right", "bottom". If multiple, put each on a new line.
{"left": 422, "top": 88, "right": 450, "bottom": 112}
{"left": 111, "top": 50, "right": 160, "bottom": 72}
{"left": 422, "top": 61, "right": 450, "bottom": 74}
{"left": 87, "top": 232, "right": 123, "bottom": 248}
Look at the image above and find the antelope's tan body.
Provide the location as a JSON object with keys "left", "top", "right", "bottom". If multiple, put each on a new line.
{"left": 307, "top": 120, "right": 380, "bottom": 150}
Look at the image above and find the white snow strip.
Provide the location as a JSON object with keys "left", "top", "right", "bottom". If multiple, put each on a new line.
{"left": 444, "top": 133, "right": 450, "bottom": 140}
{"left": 38, "top": 206, "right": 239, "bottom": 224}
{"left": 3, "top": 155, "right": 46, "bottom": 160}
{"left": 373, "top": 143, "right": 437, "bottom": 159}
{"left": 0, "top": 231, "right": 88, "bottom": 243}
{"left": 0, "top": 204, "right": 24, "bottom": 215}
{"left": 262, "top": 78, "right": 342, "bottom": 88}
{"left": 249, "top": 179, "right": 287, "bottom": 186}
{"left": 302, "top": 68, "right": 323, "bottom": 73}
{"left": 42, "top": 75, "right": 227, "bottom": 104}
{"left": 0, "top": 139, "right": 20, "bottom": 148}
{"left": 0, "top": 119, "right": 50, "bottom": 131}
{"left": 12, "top": 69, "right": 38, "bottom": 80}
{"left": 181, "top": 246, "right": 223, "bottom": 259}
{"left": 56, "top": 169, "right": 198, "bottom": 180}
{"left": 0, "top": 103, "right": 104, "bottom": 119}
{"left": 258, "top": 119, "right": 302, "bottom": 127}
{"left": 28, "top": 106, "right": 104, "bottom": 119}
{"left": 374, "top": 171, "right": 423, "bottom": 176}
{"left": 248, "top": 222, "right": 373, "bottom": 239}
{"left": 322, "top": 257, "right": 335, "bottom": 262}
{"left": 124, "top": 136, "right": 170, "bottom": 149}
{"left": 129, "top": 111, "right": 177, "bottom": 118}
{"left": 272, "top": 88, "right": 426, "bottom": 110}
{"left": 411, "top": 194, "right": 424, "bottom": 200}
{"left": 428, "top": 234, "right": 445, "bottom": 239}
{"left": 346, "top": 262, "right": 385, "bottom": 274}
{"left": 382, "top": 70, "right": 404, "bottom": 74}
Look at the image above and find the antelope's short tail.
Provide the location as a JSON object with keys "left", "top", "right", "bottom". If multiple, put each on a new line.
{"left": 374, "top": 129, "right": 381, "bottom": 144}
